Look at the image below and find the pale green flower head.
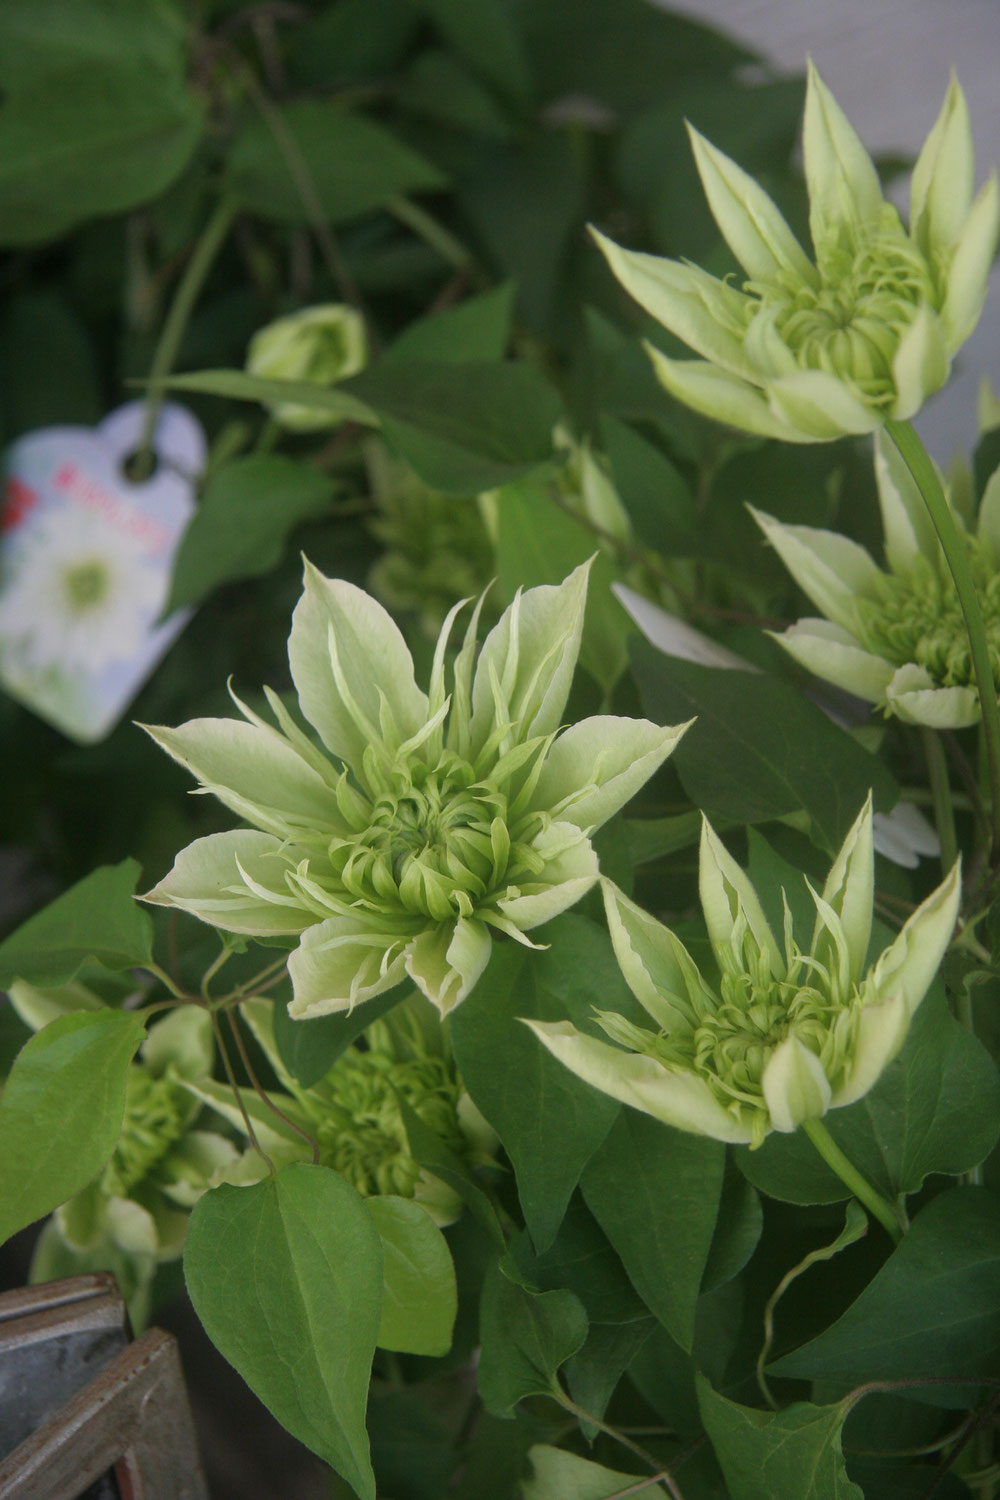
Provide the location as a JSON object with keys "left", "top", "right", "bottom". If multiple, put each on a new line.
{"left": 142, "top": 559, "right": 690, "bottom": 1018}
{"left": 245, "top": 302, "right": 367, "bottom": 430}
{"left": 190, "top": 999, "right": 498, "bottom": 1224}
{"left": 593, "top": 64, "right": 998, "bottom": 442}
{"left": 8, "top": 988, "right": 236, "bottom": 1327}
{"left": 525, "top": 797, "right": 960, "bottom": 1147}
{"left": 753, "top": 432, "right": 1000, "bottom": 727}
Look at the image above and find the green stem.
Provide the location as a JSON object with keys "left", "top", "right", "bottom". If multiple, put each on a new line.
{"left": 385, "top": 195, "right": 478, "bottom": 274}
{"left": 922, "top": 728, "right": 959, "bottom": 875}
{"left": 885, "top": 419, "right": 1000, "bottom": 861}
{"left": 802, "top": 1117, "right": 902, "bottom": 1243}
{"left": 134, "top": 195, "right": 239, "bottom": 476}
{"left": 552, "top": 1387, "right": 680, "bottom": 1497}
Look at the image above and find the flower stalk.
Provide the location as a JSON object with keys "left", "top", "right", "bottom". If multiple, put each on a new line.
{"left": 801, "top": 1116, "right": 903, "bottom": 1242}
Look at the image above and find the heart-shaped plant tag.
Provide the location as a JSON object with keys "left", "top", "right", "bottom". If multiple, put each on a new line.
{"left": 0, "top": 400, "right": 204, "bottom": 742}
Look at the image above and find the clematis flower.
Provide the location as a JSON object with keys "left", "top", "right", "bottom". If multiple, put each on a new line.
{"left": 525, "top": 796, "right": 960, "bottom": 1147}
{"left": 245, "top": 303, "right": 367, "bottom": 430}
{"left": 753, "top": 433, "right": 1000, "bottom": 727}
{"left": 593, "top": 64, "right": 998, "bottom": 442}
{"left": 142, "top": 560, "right": 689, "bottom": 1018}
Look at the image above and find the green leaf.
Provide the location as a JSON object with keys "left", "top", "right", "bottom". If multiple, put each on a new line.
{"left": 0, "top": 1009, "right": 146, "bottom": 1245}
{"left": 523, "top": 1444, "right": 638, "bottom": 1500}
{"left": 411, "top": 0, "right": 531, "bottom": 106}
{"left": 228, "top": 102, "right": 445, "bottom": 225}
{"left": 385, "top": 284, "right": 514, "bottom": 364}
{"left": 510, "top": 1196, "right": 648, "bottom": 1325}
{"left": 736, "top": 989, "right": 1000, "bottom": 1205}
{"left": 450, "top": 915, "right": 627, "bottom": 1253}
{"left": 602, "top": 413, "right": 697, "bottom": 551}
{"left": 702, "top": 1164, "right": 763, "bottom": 1292}
{"left": 343, "top": 359, "right": 562, "bottom": 493}
{"left": 566, "top": 1318, "right": 654, "bottom": 1430}
{"left": 165, "top": 457, "right": 334, "bottom": 612}
{"left": 154, "top": 368, "right": 375, "bottom": 424}
{"left": 630, "top": 642, "right": 899, "bottom": 851}
{"left": 273, "top": 990, "right": 405, "bottom": 1088}
{"left": 0, "top": 0, "right": 203, "bottom": 245}
{"left": 492, "top": 481, "right": 631, "bottom": 692}
{"left": 581, "top": 1109, "right": 725, "bottom": 1350}
{"left": 367, "top": 1196, "right": 457, "bottom": 1356}
{"left": 0, "top": 860, "right": 153, "bottom": 988}
{"left": 184, "top": 1164, "right": 382, "bottom": 1498}
{"left": 477, "top": 1260, "right": 588, "bottom": 1417}
{"left": 396, "top": 1095, "right": 504, "bottom": 1248}
{"left": 698, "top": 1376, "right": 863, "bottom": 1500}
{"left": 770, "top": 1188, "right": 1000, "bottom": 1405}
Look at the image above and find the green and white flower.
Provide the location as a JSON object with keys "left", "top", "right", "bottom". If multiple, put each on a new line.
{"left": 8, "top": 986, "right": 234, "bottom": 1327}
{"left": 246, "top": 302, "right": 367, "bottom": 430}
{"left": 142, "top": 560, "right": 689, "bottom": 1018}
{"left": 525, "top": 796, "right": 960, "bottom": 1147}
{"left": 189, "top": 999, "right": 497, "bottom": 1224}
{"left": 593, "top": 64, "right": 998, "bottom": 442}
{"left": 753, "top": 433, "right": 1000, "bottom": 727}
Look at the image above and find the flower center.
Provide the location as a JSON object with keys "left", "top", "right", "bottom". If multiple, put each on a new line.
{"left": 854, "top": 544, "right": 1000, "bottom": 691}
{"left": 101, "top": 1070, "right": 188, "bottom": 1198}
{"left": 62, "top": 558, "right": 112, "bottom": 613}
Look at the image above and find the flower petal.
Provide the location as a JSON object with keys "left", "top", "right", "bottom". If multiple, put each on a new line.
{"left": 911, "top": 75, "right": 975, "bottom": 265}
{"left": 614, "top": 583, "right": 757, "bottom": 670}
{"left": 872, "top": 802, "right": 940, "bottom": 870}
{"left": 700, "top": 818, "right": 783, "bottom": 977}
{"left": 803, "top": 60, "right": 884, "bottom": 259}
{"left": 602, "top": 881, "right": 705, "bottom": 1032}
{"left": 590, "top": 228, "right": 757, "bottom": 378}
{"left": 286, "top": 915, "right": 413, "bottom": 1018}
{"left": 762, "top": 1036, "right": 832, "bottom": 1132}
{"left": 868, "top": 858, "right": 961, "bottom": 1018}
{"left": 532, "top": 714, "right": 692, "bottom": 831}
{"left": 814, "top": 793, "right": 874, "bottom": 987}
{"left": 142, "top": 831, "right": 312, "bottom": 935}
{"left": 750, "top": 507, "right": 883, "bottom": 628}
{"left": 405, "top": 917, "right": 492, "bottom": 1016}
{"left": 522, "top": 1019, "right": 752, "bottom": 1143}
{"left": 469, "top": 562, "right": 590, "bottom": 754}
{"left": 687, "top": 124, "right": 818, "bottom": 287}
{"left": 874, "top": 428, "right": 941, "bottom": 573}
{"left": 644, "top": 347, "right": 811, "bottom": 441}
{"left": 288, "top": 559, "right": 428, "bottom": 769}
{"left": 977, "top": 463, "right": 1000, "bottom": 561}
{"left": 771, "top": 618, "right": 896, "bottom": 702}
{"left": 142, "top": 718, "right": 344, "bottom": 839}
{"left": 890, "top": 303, "right": 950, "bottom": 420}
{"left": 831, "top": 990, "right": 910, "bottom": 1108}
{"left": 940, "top": 174, "right": 1000, "bottom": 352}
{"left": 766, "top": 369, "right": 882, "bottom": 440}
{"left": 885, "top": 664, "right": 982, "bottom": 728}
{"left": 497, "top": 826, "right": 599, "bottom": 930}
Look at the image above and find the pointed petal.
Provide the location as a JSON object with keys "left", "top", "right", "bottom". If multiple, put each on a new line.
{"left": 978, "top": 463, "right": 1000, "bottom": 561}
{"left": 532, "top": 715, "right": 692, "bottom": 830}
{"left": 644, "top": 346, "right": 813, "bottom": 441}
{"left": 940, "top": 175, "right": 1000, "bottom": 352}
{"left": 286, "top": 915, "right": 413, "bottom": 1018}
{"left": 874, "top": 428, "right": 940, "bottom": 572}
{"left": 614, "top": 583, "right": 757, "bottom": 670}
{"left": 700, "top": 819, "right": 783, "bottom": 975}
{"left": 911, "top": 75, "right": 975, "bottom": 262}
{"left": 288, "top": 560, "right": 428, "bottom": 769}
{"left": 687, "top": 125, "right": 818, "bottom": 286}
{"left": 885, "top": 664, "right": 982, "bottom": 728}
{"left": 142, "top": 718, "right": 344, "bottom": 837}
{"left": 762, "top": 1036, "right": 832, "bottom": 1132}
{"left": 590, "top": 228, "right": 757, "bottom": 377}
{"left": 814, "top": 794, "right": 873, "bottom": 987}
{"left": 868, "top": 858, "right": 961, "bottom": 1017}
{"left": 831, "top": 990, "right": 910, "bottom": 1108}
{"left": 872, "top": 802, "right": 940, "bottom": 870}
{"left": 803, "top": 60, "right": 884, "bottom": 257}
{"left": 469, "top": 562, "right": 590, "bottom": 753}
{"left": 767, "top": 369, "right": 882, "bottom": 440}
{"left": 497, "top": 827, "right": 599, "bottom": 930}
{"left": 750, "top": 507, "right": 882, "bottom": 629}
{"left": 522, "top": 1019, "right": 752, "bottom": 1143}
{"left": 405, "top": 918, "right": 492, "bottom": 1016}
{"left": 602, "top": 881, "right": 704, "bottom": 1032}
{"left": 772, "top": 618, "right": 896, "bottom": 702}
{"left": 142, "top": 831, "right": 311, "bottom": 935}
{"left": 141, "top": 1004, "right": 215, "bottom": 1082}
{"left": 890, "top": 304, "right": 950, "bottom": 420}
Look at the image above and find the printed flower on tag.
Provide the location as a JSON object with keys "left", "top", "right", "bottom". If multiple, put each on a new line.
{"left": 0, "top": 506, "right": 162, "bottom": 676}
{"left": 594, "top": 65, "right": 998, "bottom": 442}
{"left": 525, "top": 797, "right": 959, "bottom": 1147}
{"left": 753, "top": 433, "right": 1000, "bottom": 727}
{"left": 246, "top": 303, "right": 367, "bottom": 430}
{"left": 142, "top": 560, "right": 689, "bottom": 1018}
